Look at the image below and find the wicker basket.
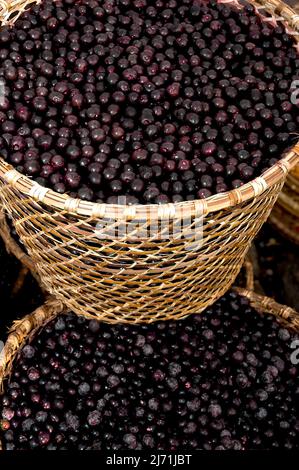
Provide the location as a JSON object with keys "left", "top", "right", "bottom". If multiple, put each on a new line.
{"left": 0, "top": 287, "right": 299, "bottom": 449}
{"left": 0, "top": 0, "right": 298, "bottom": 324}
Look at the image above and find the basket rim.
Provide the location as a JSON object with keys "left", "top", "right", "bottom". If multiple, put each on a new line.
{"left": 0, "top": 0, "right": 298, "bottom": 220}
{"left": 1, "top": 145, "right": 298, "bottom": 220}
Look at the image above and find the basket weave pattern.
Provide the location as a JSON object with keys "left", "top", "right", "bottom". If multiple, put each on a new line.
{"left": 0, "top": 0, "right": 298, "bottom": 323}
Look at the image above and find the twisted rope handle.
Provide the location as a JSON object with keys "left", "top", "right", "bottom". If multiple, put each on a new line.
{"left": 243, "top": 256, "right": 255, "bottom": 291}
{"left": 236, "top": 288, "right": 299, "bottom": 331}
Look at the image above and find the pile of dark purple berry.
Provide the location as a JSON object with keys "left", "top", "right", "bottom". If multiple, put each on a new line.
{"left": 1, "top": 291, "right": 298, "bottom": 450}
{"left": 0, "top": 0, "right": 298, "bottom": 204}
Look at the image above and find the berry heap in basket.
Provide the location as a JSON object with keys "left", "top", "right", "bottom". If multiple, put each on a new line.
{"left": 0, "top": 0, "right": 298, "bottom": 204}
{"left": 1, "top": 292, "right": 298, "bottom": 450}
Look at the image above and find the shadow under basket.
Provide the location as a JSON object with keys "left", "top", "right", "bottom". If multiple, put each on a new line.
{"left": 0, "top": 287, "right": 299, "bottom": 450}
{"left": 0, "top": 0, "right": 299, "bottom": 323}
{"left": 270, "top": 164, "right": 299, "bottom": 245}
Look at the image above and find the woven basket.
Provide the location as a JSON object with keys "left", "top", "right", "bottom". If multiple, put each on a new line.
{"left": 0, "top": 287, "right": 299, "bottom": 450}
{"left": 0, "top": 0, "right": 298, "bottom": 324}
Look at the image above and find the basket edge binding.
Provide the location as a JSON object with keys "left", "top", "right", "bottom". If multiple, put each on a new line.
{"left": 0, "top": 144, "right": 298, "bottom": 221}
{"left": 0, "top": 0, "right": 297, "bottom": 220}
{"left": 0, "top": 287, "right": 299, "bottom": 450}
